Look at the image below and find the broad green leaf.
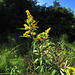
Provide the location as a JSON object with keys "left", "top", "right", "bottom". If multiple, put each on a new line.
{"left": 51, "top": 69, "right": 57, "bottom": 75}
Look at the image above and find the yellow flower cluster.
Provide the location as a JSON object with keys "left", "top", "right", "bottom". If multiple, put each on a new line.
{"left": 65, "top": 64, "right": 75, "bottom": 71}
{"left": 26, "top": 10, "right": 33, "bottom": 19}
{"left": 37, "top": 28, "right": 51, "bottom": 39}
{"left": 34, "top": 28, "right": 51, "bottom": 41}
{"left": 23, "top": 31, "right": 30, "bottom": 37}
{"left": 24, "top": 24, "right": 32, "bottom": 30}
{"left": 23, "top": 10, "right": 39, "bottom": 37}
{"left": 23, "top": 10, "right": 51, "bottom": 41}
{"left": 34, "top": 38, "right": 42, "bottom": 41}
{"left": 65, "top": 64, "right": 75, "bottom": 75}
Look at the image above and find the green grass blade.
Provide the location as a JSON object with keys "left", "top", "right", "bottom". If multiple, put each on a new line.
{"left": 51, "top": 69, "right": 57, "bottom": 75}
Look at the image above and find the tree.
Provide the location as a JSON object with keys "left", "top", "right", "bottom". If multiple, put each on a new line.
{"left": 53, "top": 0, "right": 60, "bottom": 7}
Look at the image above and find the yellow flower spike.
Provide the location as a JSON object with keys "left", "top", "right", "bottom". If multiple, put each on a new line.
{"left": 26, "top": 10, "right": 33, "bottom": 19}
{"left": 67, "top": 70, "right": 70, "bottom": 75}
{"left": 31, "top": 32, "right": 36, "bottom": 35}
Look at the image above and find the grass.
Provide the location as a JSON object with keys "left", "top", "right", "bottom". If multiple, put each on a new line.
{"left": 0, "top": 33, "right": 75, "bottom": 75}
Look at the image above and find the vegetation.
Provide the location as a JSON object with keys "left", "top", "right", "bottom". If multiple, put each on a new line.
{"left": 0, "top": 0, "right": 75, "bottom": 75}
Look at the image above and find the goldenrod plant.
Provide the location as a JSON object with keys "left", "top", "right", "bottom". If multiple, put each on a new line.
{"left": 19, "top": 10, "right": 75, "bottom": 75}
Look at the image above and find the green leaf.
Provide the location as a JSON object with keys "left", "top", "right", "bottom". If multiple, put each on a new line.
{"left": 51, "top": 69, "right": 57, "bottom": 75}
{"left": 57, "top": 52, "right": 62, "bottom": 56}
{"left": 34, "top": 58, "right": 39, "bottom": 63}
{"left": 40, "top": 66, "right": 44, "bottom": 73}
{"left": 40, "top": 57, "right": 42, "bottom": 66}
{"left": 45, "top": 58, "right": 51, "bottom": 65}
{"left": 35, "top": 66, "right": 40, "bottom": 70}
{"left": 34, "top": 53, "right": 39, "bottom": 55}
{"left": 17, "top": 28, "right": 25, "bottom": 30}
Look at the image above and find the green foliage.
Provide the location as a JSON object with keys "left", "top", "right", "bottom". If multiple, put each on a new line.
{"left": 0, "top": 33, "right": 75, "bottom": 74}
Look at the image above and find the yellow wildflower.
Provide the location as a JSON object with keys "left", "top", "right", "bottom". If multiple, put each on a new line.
{"left": 26, "top": 10, "right": 33, "bottom": 19}
{"left": 32, "top": 24, "right": 37, "bottom": 26}
{"left": 45, "top": 33, "right": 49, "bottom": 37}
{"left": 24, "top": 24, "right": 28, "bottom": 27}
{"left": 26, "top": 10, "right": 29, "bottom": 13}
{"left": 23, "top": 33, "right": 30, "bottom": 37}
{"left": 24, "top": 31, "right": 30, "bottom": 35}
{"left": 26, "top": 19, "right": 30, "bottom": 24}
{"left": 34, "top": 38, "right": 42, "bottom": 41}
{"left": 24, "top": 24, "right": 32, "bottom": 30}
{"left": 41, "top": 32, "right": 45, "bottom": 35}
{"left": 25, "top": 26, "right": 30, "bottom": 30}
{"left": 67, "top": 70, "right": 70, "bottom": 75}
{"left": 37, "top": 26, "right": 39, "bottom": 28}
{"left": 65, "top": 64, "right": 75, "bottom": 72}
{"left": 32, "top": 26, "right": 37, "bottom": 28}
{"left": 28, "top": 26, "right": 32, "bottom": 29}
{"left": 37, "top": 27, "right": 51, "bottom": 39}
{"left": 37, "top": 34, "right": 41, "bottom": 38}
{"left": 26, "top": 34, "right": 30, "bottom": 37}
{"left": 31, "top": 32, "right": 36, "bottom": 35}
{"left": 26, "top": 10, "right": 30, "bottom": 15}
{"left": 23, "top": 31, "right": 30, "bottom": 37}
{"left": 45, "top": 27, "right": 51, "bottom": 33}
{"left": 29, "top": 14, "right": 33, "bottom": 19}
{"left": 23, "top": 33, "right": 26, "bottom": 36}
{"left": 32, "top": 20, "right": 36, "bottom": 23}
{"left": 32, "top": 26, "right": 36, "bottom": 28}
